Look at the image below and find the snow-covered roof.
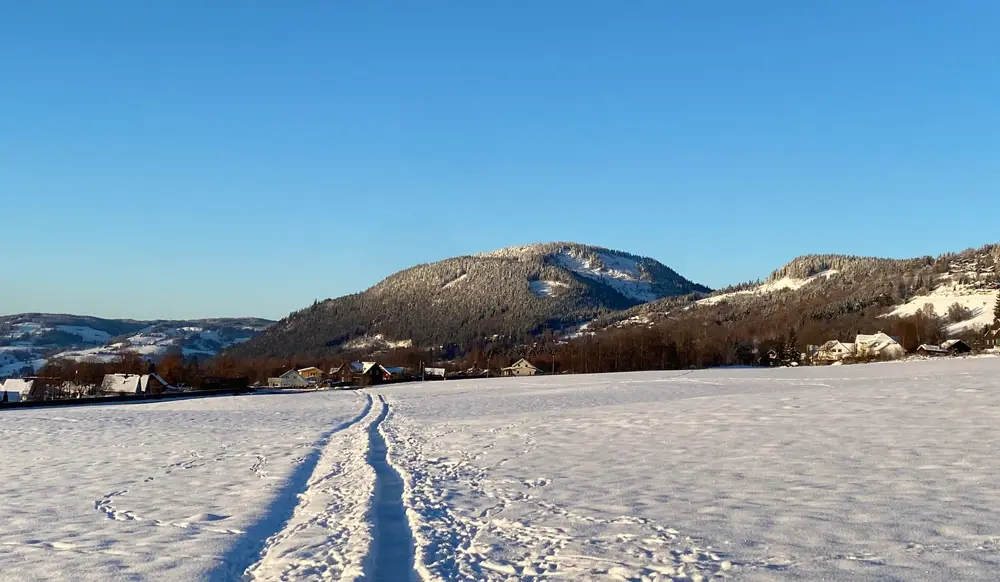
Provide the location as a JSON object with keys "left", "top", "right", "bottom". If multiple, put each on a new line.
{"left": 941, "top": 339, "right": 969, "bottom": 349}
{"left": 279, "top": 369, "right": 305, "bottom": 379}
{"left": 383, "top": 366, "right": 406, "bottom": 376}
{"left": 297, "top": 367, "right": 323, "bottom": 374}
{"left": 1, "top": 378, "right": 34, "bottom": 395}
{"left": 101, "top": 374, "right": 143, "bottom": 393}
{"left": 361, "top": 362, "right": 379, "bottom": 374}
{"left": 100, "top": 373, "right": 173, "bottom": 394}
{"left": 917, "top": 344, "right": 948, "bottom": 354}
{"left": 502, "top": 358, "right": 539, "bottom": 371}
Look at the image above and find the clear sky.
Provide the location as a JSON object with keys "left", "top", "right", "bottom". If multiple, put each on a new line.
{"left": 2, "top": 2, "right": 998, "bottom": 321}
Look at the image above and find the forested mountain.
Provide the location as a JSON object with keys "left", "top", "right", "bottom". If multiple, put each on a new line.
{"left": 227, "top": 243, "right": 710, "bottom": 358}
{"left": 588, "top": 244, "right": 1000, "bottom": 351}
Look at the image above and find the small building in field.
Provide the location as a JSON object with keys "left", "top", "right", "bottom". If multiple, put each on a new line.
{"left": 267, "top": 369, "right": 310, "bottom": 388}
{"left": 1, "top": 379, "right": 33, "bottom": 402}
{"left": 916, "top": 344, "right": 949, "bottom": 357}
{"left": 353, "top": 362, "right": 386, "bottom": 386}
{"left": 984, "top": 329, "right": 1000, "bottom": 349}
{"left": 941, "top": 339, "right": 972, "bottom": 355}
{"left": 381, "top": 366, "right": 407, "bottom": 381}
{"left": 501, "top": 359, "right": 540, "bottom": 377}
{"left": 330, "top": 362, "right": 364, "bottom": 384}
{"left": 297, "top": 367, "right": 325, "bottom": 382}
{"left": 811, "top": 340, "right": 856, "bottom": 364}
{"left": 423, "top": 367, "right": 446, "bottom": 380}
{"left": 855, "top": 332, "right": 905, "bottom": 360}
{"left": 101, "top": 373, "right": 174, "bottom": 395}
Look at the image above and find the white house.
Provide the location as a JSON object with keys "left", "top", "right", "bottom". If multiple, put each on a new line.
{"left": 812, "top": 340, "right": 856, "bottom": 363}
{"left": 855, "top": 332, "right": 905, "bottom": 360}
{"left": 501, "top": 359, "right": 540, "bottom": 377}
{"left": 101, "top": 374, "right": 174, "bottom": 395}
{"left": 1, "top": 379, "right": 33, "bottom": 403}
{"left": 267, "top": 369, "right": 310, "bottom": 388}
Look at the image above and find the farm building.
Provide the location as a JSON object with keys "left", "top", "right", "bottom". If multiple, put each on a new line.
{"left": 501, "top": 359, "right": 540, "bottom": 377}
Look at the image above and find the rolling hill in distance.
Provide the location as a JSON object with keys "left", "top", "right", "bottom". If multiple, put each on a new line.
{"left": 3, "top": 241, "right": 998, "bottom": 376}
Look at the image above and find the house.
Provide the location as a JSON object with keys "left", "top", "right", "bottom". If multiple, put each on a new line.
{"left": 501, "top": 359, "right": 540, "bottom": 377}
{"left": 811, "top": 341, "right": 856, "bottom": 364}
{"left": 101, "top": 374, "right": 174, "bottom": 395}
{"left": 381, "top": 366, "right": 407, "bottom": 381}
{"left": 267, "top": 369, "right": 310, "bottom": 388}
{"left": 855, "top": 332, "right": 906, "bottom": 360}
{"left": 297, "top": 367, "right": 325, "bottom": 382}
{"left": 423, "top": 367, "right": 446, "bottom": 380}
{"left": 941, "top": 339, "right": 972, "bottom": 355}
{"left": 330, "top": 362, "right": 365, "bottom": 384}
{"left": 983, "top": 329, "right": 1000, "bottom": 349}
{"left": 354, "top": 362, "right": 386, "bottom": 386}
{"left": 916, "top": 344, "right": 949, "bottom": 357}
{"left": 0, "top": 379, "right": 33, "bottom": 403}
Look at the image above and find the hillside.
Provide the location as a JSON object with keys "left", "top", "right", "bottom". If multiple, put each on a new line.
{"left": 228, "top": 243, "right": 710, "bottom": 358}
{"left": 589, "top": 245, "right": 1000, "bottom": 344}
{"left": 0, "top": 314, "right": 273, "bottom": 378}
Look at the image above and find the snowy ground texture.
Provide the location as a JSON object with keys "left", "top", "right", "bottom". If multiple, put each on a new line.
{"left": 380, "top": 358, "right": 1000, "bottom": 582}
{"left": 3, "top": 359, "right": 1000, "bottom": 581}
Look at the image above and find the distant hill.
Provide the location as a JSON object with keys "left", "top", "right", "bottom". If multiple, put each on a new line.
{"left": 588, "top": 244, "right": 1000, "bottom": 343}
{"left": 227, "top": 242, "right": 711, "bottom": 358}
{"left": 0, "top": 314, "right": 273, "bottom": 378}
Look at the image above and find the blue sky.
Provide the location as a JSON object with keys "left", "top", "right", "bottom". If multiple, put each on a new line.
{"left": 2, "top": 2, "right": 997, "bottom": 320}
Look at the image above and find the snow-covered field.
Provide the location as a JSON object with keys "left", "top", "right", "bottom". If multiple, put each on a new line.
{"left": 4, "top": 359, "right": 1000, "bottom": 581}
{"left": 380, "top": 359, "right": 1000, "bottom": 581}
{"left": 0, "top": 391, "right": 377, "bottom": 581}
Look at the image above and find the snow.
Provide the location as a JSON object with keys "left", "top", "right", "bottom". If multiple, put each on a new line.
{"left": 528, "top": 280, "right": 569, "bottom": 297}
{"left": 887, "top": 288, "right": 997, "bottom": 334}
{"left": 8, "top": 360, "right": 1000, "bottom": 580}
{"left": 54, "top": 326, "right": 112, "bottom": 344}
{"left": 0, "top": 391, "right": 375, "bottom": 581}
{"left": 442, "top": 273, "right": 468, "bottom": 289}
{"left": 699, "top": 269, "right": 839, "bottom": 306}
{"left": 378, "top": 358, "right": 1000, "bottom": 581}
{"left": 553, "top": 250, "right": 658, "bottom": 302}
{"left": 343, "top": 334, "right": 413, "bottom": 350}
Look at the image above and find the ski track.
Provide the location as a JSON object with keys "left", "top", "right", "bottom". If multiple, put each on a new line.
{"left": 367, "top": 395, "right": 418, "bottom": 582}
{"left": 378, "top": 359, "right": 1000, "bottom": 582}
{"left": 232, "top": 393, "right": 377, "bottom": 582}
{"left": 6, "top": 359, "right": 1000, "bottom": 581}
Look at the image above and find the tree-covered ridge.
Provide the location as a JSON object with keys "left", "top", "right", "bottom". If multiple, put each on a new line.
{"left": 228, "top": 243, "right": 709, "bottom": 359}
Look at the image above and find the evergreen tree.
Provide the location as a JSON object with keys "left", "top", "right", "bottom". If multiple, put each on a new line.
{"left": 784, "top": 329, "right": 800, "bottom": 364}
{"left": 994, "top": 295, "right": 1000, "bottom": 326}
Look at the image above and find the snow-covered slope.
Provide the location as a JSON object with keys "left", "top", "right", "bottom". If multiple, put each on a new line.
{"left": 0, "top": 314, "right": 273, "bottom": 378}
{"left": 698, "top": 269, "right": 840, "bottom": 306}
{"left": 886, "top": 267, "right": 999, "bottom": 333}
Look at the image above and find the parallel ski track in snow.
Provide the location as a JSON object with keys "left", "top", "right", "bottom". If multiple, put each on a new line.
{"left": 209, "top": 392, "right": 376, "bottom": 581}
{"left": 366, "top": 395, "right": 418, "bottom": 582}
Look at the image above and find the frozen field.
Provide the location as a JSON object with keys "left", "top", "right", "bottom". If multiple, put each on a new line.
{"left": 380, "top": 358, "right": 1000, "bottom": 581}
{"left": 0, "top": 391, "right": 378, "bottom": 581}
{"left": 2, "top": 358, "right": 1000, "bottom": 581}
